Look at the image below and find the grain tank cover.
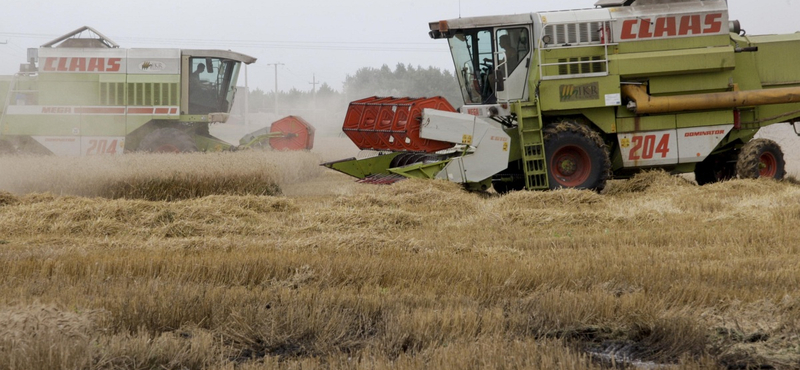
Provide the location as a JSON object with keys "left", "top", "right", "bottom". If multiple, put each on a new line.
{"left": 41, "top": 26, "right": 119, "bottom": 48}
{"left": 595, "top": 0, "right": 710, "bottom": 6}
{"left": 595, "top": 0, "right": 635, "bottom": 6}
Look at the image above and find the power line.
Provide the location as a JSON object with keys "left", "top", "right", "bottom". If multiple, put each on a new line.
{"left": 0, "top": 32, "right": 445, "bottom": 52}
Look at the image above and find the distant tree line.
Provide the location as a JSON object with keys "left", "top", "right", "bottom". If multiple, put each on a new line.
{"left": 234, "top": 63, "right": 462, "bottom": 135}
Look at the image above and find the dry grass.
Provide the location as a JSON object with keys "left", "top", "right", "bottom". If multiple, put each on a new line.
{"left": 1, "top": 161, "right": 800, "bottom": 369}
{"left": 0, "top": 150, "right": 323, "bottom": 200}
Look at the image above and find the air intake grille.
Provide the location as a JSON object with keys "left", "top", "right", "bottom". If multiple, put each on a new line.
{"left": 100, "top": 82, "right": 126, "bottom": 105}
{"left": 127, "top": 82, "right": 178, "bottom": 106}
{"left": 545, "top": 22, "right": 603, "bottom": 46}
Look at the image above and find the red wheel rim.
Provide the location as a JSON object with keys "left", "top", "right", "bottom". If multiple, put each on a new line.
{"left": 759, "top": 152, "right": 777, "bottom": 178}
{"left": 550, "top": 144, "right": 591, "bottom": 187}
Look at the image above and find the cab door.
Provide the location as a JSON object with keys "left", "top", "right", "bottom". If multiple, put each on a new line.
{"left": 495, "top": 26, "right": 532, "bottom": 103}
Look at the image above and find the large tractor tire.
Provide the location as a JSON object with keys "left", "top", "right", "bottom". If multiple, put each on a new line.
{"left": 138, "top": 128, "right": 198, "bottom": 153}
{"left": 694, "top": 154, "right": 736, "bottom": 185}
{"left": 544, "top": 121, "right": 610, "bottom": 191}
{"left": 736, "top": 138, "right": 785, "bottom": 180}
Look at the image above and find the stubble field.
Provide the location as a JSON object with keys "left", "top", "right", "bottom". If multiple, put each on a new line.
{"left": 1, "top": 136, "right": 799, "bottom": 370}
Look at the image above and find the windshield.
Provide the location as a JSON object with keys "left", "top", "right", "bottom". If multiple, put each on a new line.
{"left": 449, "top": 29, "right": 495, "bottom": 105}
{"left": 188, "top": 57, "right": 242, "bottom": 115}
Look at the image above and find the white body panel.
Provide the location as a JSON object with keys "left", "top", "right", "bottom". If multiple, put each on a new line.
{"left": 618, "top": 129, "right": 678, "bottom": 167}
{"left": 677, "top": 125, "right": 733, "bottom": 163}
{"left": 608, "top": 1, "right": 729, "bottom": 42}
{"left": 618, "top": 124, "right": 733, "bottom": 167}
{"left": 32, "top": 136, "right": 125, "bottom": 156}
{"left": 419, "top": 109, "right": 510, "bottom": 183}
{"left": 126, "top": 49, "right": 181, "bottom": 75}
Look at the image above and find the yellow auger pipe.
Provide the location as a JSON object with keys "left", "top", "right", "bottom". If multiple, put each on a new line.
{"left": 621, "top": 84, "right": 800, "bottom": 114}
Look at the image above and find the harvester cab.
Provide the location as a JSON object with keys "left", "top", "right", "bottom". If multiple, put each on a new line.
{"left": 326, "top": 0, "right": 800, "bottom": 192}
{"left": 0, "top": 26, "right": 315, "bottom": 155}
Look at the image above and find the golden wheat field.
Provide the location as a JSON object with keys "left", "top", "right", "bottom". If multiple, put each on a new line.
{"left": 1, "top": 138, "right": 800, "bottom": 370}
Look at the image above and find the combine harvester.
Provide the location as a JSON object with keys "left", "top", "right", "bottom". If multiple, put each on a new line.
{"left": 326, "top": 0, "right": 800, "bottom": 191}
{"left": 0, "top": 26, "right": 314, "bottom": 155}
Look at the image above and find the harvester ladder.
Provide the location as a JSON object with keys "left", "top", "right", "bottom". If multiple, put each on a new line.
{"left": 514, "top": 97, "right": 549, "bottom": 190}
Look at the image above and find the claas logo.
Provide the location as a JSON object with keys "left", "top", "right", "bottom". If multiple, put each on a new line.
{"left": 42, "top": 57, "right": 122, "bottom": 72}
{"left": 559, "top": 82, "right": 599, "bottom": 102}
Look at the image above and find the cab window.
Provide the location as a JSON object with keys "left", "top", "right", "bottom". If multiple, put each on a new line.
{"left": 496, "top": 28, "right": 529, "bottom": 75}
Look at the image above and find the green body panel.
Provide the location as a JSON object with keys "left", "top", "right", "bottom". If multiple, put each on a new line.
{"left": 324, "top": 153, "right": 405, "bottom": 179}
{"left": 539, "top": 75, "right": 621, "bottom": 112}
{"left": 37, "top": 74, "right": 102, "bottom": 105}
{"left": 746, "top": 34, "right": 800, "bottom": 86}
{"left": 610, "top": 45, "right": 735, "bottom": 78}
{"left": 0, "top": 77, "right": 10, "bottom": 106}
{"left": 83, "top": 115, "right": 127, "bottom": 136}
{"left": 728, "top": 37, "right": 764, "bottom": 90}
{"left": 579, "top": 107, "right": 618, "bottom": 134}
{"left": 676, "top": 110, "right": 734, "bottom": 129}
{"left": 613, "top": 110, "right": 734, "bottom": 134}
{"left": 617, "top": 114, "right": 675, "bottom": 133}
{"left": 648, "top": 72, "right": 732, "bottom": 95}
{"left": 539, "top": 45, "right": 608, "bottom": 77}
{"left": 4, "top": 116, "right": 80, "bottom": 136}
{"left": 389, "top": 160, "right": 450, "bottom": 179}
{"left": 1, "top": 73, "right": 183, "bottom": 142}
{"left": 613, "top": 34, "right": 731, "bottom": 54}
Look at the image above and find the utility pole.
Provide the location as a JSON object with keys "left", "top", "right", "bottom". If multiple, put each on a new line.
{"left": 265, "top": 63, "right": 284, "bottom": 116}
{"left": 309, "top": 74, "right": 319, "bottom": 95}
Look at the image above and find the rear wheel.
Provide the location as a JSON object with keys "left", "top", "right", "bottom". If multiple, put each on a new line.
{"left": 544, "top": 121, "right": 610, "bottom": 191}
{"left": 736, "top": 138, "right": 785, "bottom": 180}
{"left": 138, "top": 128, "right": 198, "bottom": 153}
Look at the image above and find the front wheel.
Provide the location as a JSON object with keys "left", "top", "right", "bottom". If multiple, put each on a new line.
{"left": 544, "top": 121, "right": 610, "bottom": 191}
{"left": 736, "top": 138, "right": 785, "bottom": 180}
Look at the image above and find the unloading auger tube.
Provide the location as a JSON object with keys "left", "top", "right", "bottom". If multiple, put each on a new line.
{"left": 323, "top": 96, "right": 510, "bottom": 190}
{"left": 622, "top": 84, "right": 800, "bottom": 114}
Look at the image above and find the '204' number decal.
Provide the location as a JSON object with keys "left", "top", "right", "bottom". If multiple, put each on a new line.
{"left": 629, "top": 134, "right": 670, "bottom": 161}
{"left": 86, "top": 139, "right": 119, "bottom": 155}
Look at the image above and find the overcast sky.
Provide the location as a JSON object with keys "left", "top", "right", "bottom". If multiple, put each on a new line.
{"left": 1, "top": 0, "right": 798, "bottom": 93}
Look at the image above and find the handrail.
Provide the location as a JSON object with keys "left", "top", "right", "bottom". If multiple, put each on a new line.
{"left": 538, "top": 21, "right": 612, "bottom": 81}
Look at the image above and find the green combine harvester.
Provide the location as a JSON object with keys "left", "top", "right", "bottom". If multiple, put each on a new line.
{"left": 0, "top": 26, "right": 314, "bottom": 155}
{"left": 326, "top": 0, "right": 800, "bottom": 192}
